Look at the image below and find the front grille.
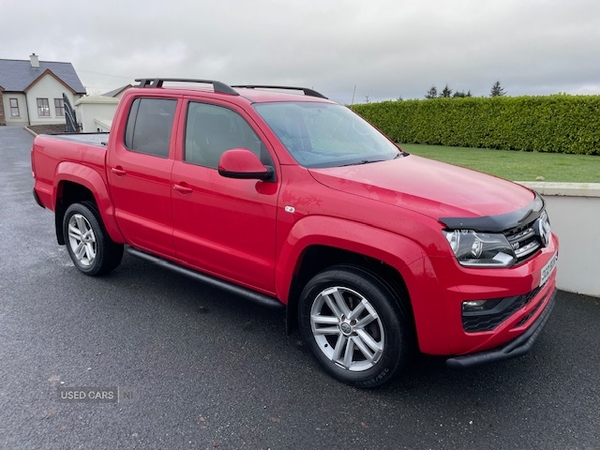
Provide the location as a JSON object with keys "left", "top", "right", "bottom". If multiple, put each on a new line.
{"left": 462, "top": 287, "right": 540, "bottom": 333}
{"left": 505, "top": 221, "right": 542, "bottom": 263}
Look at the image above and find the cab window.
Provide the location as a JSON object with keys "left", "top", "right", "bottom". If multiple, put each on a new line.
{"left": 124, "top": 98, "right": 177, "bottom": 158}
{"left": 184, "top": 102, "right": 271, "bottom": 168}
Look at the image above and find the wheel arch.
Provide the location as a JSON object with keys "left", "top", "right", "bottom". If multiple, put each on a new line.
{"left": 278, "top": 217, "right": 429, "bottom": 336}
{"left": 279, "top": 219, "right": 452, "bottom": 355}
{"left": 54, "top": 162, "right": 124, "bottom": 245}
{"left": 285, "top": 245, "right": 415, "bottom": 333}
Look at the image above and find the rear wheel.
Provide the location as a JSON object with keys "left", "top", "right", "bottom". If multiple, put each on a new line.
{"left": 299, "top": 265, "right": 412, "bottom": 388}
{"left": 63, "top": 202, "right": 123, "bottom": 276}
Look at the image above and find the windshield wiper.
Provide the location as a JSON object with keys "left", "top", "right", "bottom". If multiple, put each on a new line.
{"left": 340, "top": 159, "right": 387, "bottom": 167}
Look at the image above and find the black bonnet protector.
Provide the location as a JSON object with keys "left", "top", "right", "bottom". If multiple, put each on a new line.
{"left": 439, "top": 192, "right": 545, "bottom": 233}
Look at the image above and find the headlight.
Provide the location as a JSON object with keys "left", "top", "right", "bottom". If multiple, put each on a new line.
{"left": 443, "top": 230, "right": 517, "bottom": 267}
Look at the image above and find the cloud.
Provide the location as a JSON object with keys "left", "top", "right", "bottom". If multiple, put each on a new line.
{"left": 3, "top": 0, "right": 600, "bottom": 101}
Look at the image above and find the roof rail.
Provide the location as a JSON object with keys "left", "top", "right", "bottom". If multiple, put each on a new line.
{"left": 231, "top": 85, "right": 328, "bottom": 99}
{"left": 134, "top": 78, "right": 239, "bottom": 96}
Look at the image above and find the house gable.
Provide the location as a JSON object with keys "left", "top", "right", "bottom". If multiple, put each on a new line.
{"left": 25, "top": 75, "right": 82, "bottom": 126}
{"left": 24, "top": 69, "right": 77, "bottom": 95}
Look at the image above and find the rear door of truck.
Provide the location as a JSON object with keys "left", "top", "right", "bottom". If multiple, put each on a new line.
{"left": 106, "top": 94, "right": 179, "bottom": 258}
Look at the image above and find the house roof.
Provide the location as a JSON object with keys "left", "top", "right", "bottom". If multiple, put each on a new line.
{"left": 102, "top": 84, "right": 132, "bottom": 98}
{"left": 0, "top": 58, "right": 86, "bottom": 94}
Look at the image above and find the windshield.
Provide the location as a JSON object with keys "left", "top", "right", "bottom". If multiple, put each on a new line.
{"left": 253, "top": 102, "right": 401, "bottom": 168}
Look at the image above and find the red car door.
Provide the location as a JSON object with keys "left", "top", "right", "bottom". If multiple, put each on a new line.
{"left": 107, "top": 96, "right": 179, "bottom": 258}
{"left": 170, "top": 99, "right": 279, "bottom": 294}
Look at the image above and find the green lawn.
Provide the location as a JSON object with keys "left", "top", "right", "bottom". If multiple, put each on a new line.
{"left": 400, "top": 144, "right": 600, "bottom": 183}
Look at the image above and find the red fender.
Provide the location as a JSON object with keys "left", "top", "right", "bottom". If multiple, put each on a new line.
{"left": 55, "top": 162, "right": 125, "bottom": 243}
{"left": 275, "top": 216, "right": 451, "bottom": 354}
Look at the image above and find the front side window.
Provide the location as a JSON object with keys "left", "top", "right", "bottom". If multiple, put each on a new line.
{"left": 124, "top": 98, "right": 177, "bottom": 158}
{"left": 9, "top": 98, "right": 20, "bottom": 117}
{"left": 254, "top": 102, "right": 400, "bottom": 168}
{"left": 37, "top": 98, "right": 50, "bottom": 116}
{"left": 54, "top": 98, "right": 65, "bottom": 116}
{"left": 184, "top": 102, "right": 270, "bottom": 168}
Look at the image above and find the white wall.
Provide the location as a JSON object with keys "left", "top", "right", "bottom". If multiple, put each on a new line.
{"left": 2, "top": 93, "right": 29, "bottom": 126}
{"left": 74, "top": 96, "right": 119, "bottom": 132}
{"left": 25, "top": 74, "right": 82, "bottom": 126}
{"left": 518, "top": 182, "right": 600, "bottom": 297}
{"left": 93, "top": 118, "right": 112, "bottom": 132}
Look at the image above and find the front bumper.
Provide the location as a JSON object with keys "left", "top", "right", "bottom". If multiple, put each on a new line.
{"left": 446, "top": 287, "right": 556, "bottom": 369}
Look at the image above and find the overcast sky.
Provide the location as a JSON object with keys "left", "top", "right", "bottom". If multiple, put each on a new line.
{"left": 3, "top": 0, "right": 600, "bottom": 103}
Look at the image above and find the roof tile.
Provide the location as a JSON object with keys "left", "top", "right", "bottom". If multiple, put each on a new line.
{"left": 0, "top": 58, "right": 86, "bottom": 94}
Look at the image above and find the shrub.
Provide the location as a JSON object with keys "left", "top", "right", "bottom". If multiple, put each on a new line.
{"left": 351, "top": 95, "right": 600, "bottom": 155}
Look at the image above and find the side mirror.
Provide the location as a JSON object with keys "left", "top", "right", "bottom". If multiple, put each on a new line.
{"left": 218, "top": 148, "right": 275, "bottom": 181}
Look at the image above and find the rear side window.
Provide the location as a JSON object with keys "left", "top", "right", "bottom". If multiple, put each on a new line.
{"left": 124, "top": 98, "right": 177, "bottom": 158}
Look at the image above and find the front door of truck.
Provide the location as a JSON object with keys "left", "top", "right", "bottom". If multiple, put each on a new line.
{"left": 170, "top": 100, "right": 279, "bottom": 293}
{"left": 107, "top": 96, "right": 178, "bottom": 258}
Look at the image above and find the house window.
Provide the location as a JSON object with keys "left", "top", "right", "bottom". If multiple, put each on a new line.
{"left": 37, "top": 98, "right": 51, "bottom": 116}
{"left": 54, "top": 98, "right": 65, "bottom": 116}
{"left": 9, "top": 98, "right": 20, "bottom": 117}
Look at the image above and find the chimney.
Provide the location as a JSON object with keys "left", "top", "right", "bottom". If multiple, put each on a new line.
{"left": 30, "top": 53, "right": 39, "bottom": 68}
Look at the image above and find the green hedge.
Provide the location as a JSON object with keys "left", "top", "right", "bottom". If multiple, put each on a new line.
{"left": 351, "top": 95, "right": 600, "bottom": 155}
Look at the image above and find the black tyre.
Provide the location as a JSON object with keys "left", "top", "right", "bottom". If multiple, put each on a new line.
{"left": 299, "top": 265, "right": 412, "bottom": 388}
{"left": 63, "top": 201, "right": 124, "bottom": 276}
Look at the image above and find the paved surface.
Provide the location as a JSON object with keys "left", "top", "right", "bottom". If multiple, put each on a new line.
{"left": 1, "top": 126, "right": 599, "bottom": 449}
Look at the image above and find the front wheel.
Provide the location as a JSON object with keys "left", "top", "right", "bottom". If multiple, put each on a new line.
{"left": 63, "top": 201, "right": 123, "bottom": 276}
{"left": 299, "top": 265, "right": 412, "bottom": 388}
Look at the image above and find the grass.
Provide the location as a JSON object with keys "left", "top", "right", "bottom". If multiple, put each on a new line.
{"left": 399, "top": 144, "right": 600, "bottom": 183}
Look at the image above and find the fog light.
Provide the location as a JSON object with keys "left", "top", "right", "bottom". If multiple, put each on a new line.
{"left": 462, "top": 300, "right": 487, "bottom": 312}
{"left": 462, "top": 298, "right": 503, "bottom": 313}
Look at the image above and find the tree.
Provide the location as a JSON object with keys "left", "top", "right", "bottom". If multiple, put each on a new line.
{"left": 441, "top": 84, "right": 453, "bottom": 98}
{"left": 490, "top": 80, "right": 506, "bottom": 97}
{"left": 425, "top": 85, "right": 438, "bottom": 99}
{"left": 453, "top": 90, "right": 472, "bottom": 98}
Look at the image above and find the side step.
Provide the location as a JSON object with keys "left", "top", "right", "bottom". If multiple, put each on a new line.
{"left": 126, "top": 247, "right": 284, "bottom": 310}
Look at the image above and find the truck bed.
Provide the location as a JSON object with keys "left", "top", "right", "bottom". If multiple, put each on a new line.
{"left": 31, "top": 133, "right": 110, "bottom": 212}
{"left": 44, "top": 132, "right": 109, "bottom": 147}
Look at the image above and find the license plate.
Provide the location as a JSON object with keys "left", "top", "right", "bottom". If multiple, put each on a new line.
{"left": 540, "top": 252, "right": 558, "bottom": 287}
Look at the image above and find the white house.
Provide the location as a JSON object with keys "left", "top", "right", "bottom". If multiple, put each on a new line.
{"left": 68, "top": 85, "right": 131, "bottom": 132}
{"left": 0, "top": 54, "right": 86, "bottom": 127}
{"left": 74, "top": 95, "right": 119, "bottom": 132}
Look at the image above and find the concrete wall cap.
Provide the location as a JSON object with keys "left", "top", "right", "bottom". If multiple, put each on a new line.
{"left": 516, "top": 182, "right": 600, "bottom": 198}
{"left": 74, "top": 96, "right": 119, "bottom": 106}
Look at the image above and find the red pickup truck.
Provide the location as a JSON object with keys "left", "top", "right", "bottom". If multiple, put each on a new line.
{"left": 31, "top": 79, "right": 558, "bottom": 387}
